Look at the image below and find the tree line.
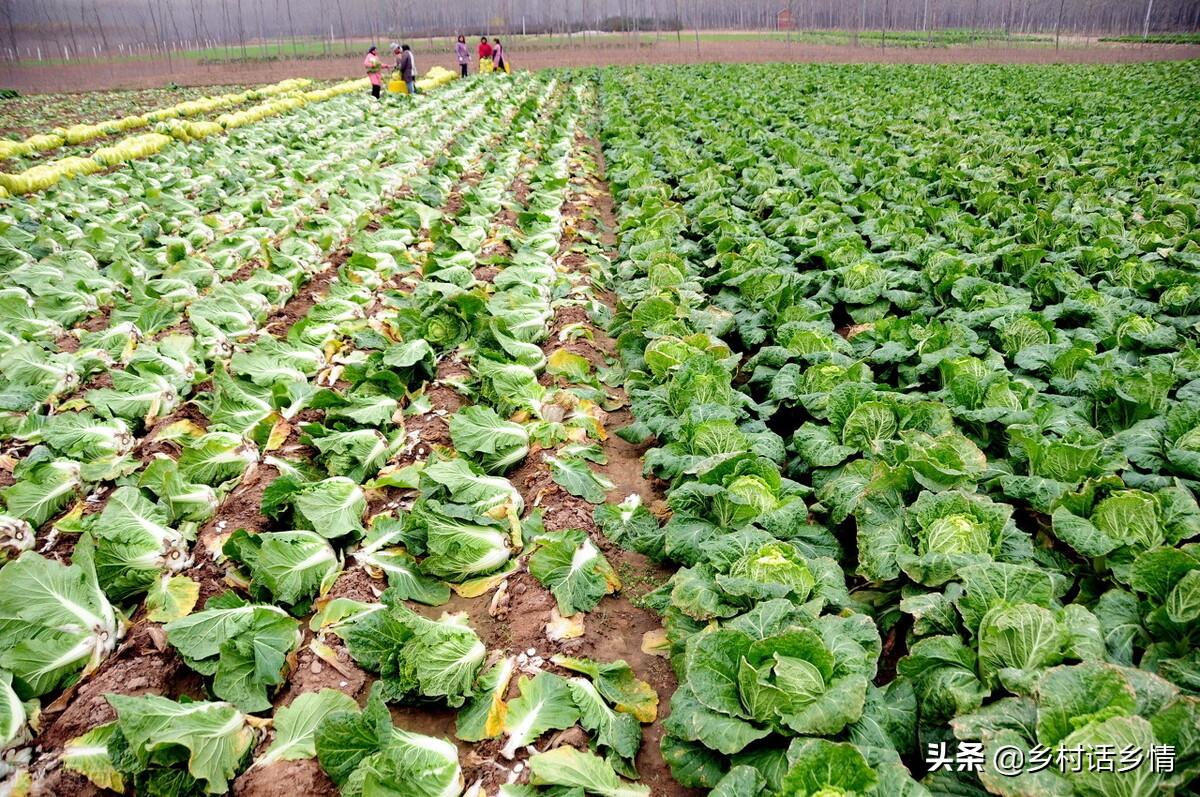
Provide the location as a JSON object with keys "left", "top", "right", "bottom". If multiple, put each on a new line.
{"left": 1, "top": 0, "right": 1197, "bottom": 61}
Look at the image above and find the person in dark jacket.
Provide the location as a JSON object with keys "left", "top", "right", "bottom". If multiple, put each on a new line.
{"left": 397, "top": 44, "right": 416, "bottom": 94}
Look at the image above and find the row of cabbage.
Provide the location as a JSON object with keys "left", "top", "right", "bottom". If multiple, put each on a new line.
{"left": 281, "top": 80, "right": 664, "bottom": 797}
{"left": 0, "top": 74, "right": 502, "bottom": 791}
{"left": 0, "top": 72, "right": 471, "bottom": 370}
{"left": 1, "top": 72, "right": 657, "bottom": 797}
{"left": 592, "top": 61, "right": 1200, "bottom": 797}
{"left": 0, "top": 78, "right": 313, "bottom": 159}
{"left": 0, "top": 78, "right": 381, "bottom": 197}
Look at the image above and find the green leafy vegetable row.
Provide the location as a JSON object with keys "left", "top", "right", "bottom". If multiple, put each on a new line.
{"left": 0, "top": 75, "right": 538, "bottom": 792}
{"left": 593, "top": 61, "right": 1200, "bottom": 797}
{"left": 0, "top": 72, "right": 662, "bottom": 797}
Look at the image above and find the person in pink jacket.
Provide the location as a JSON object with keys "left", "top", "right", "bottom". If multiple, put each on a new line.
{"left": 364, "top": 46, "right": 383, "bottom": 99}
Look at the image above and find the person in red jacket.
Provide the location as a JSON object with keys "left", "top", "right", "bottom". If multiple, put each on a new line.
{"left": 478, "top": 36, "right": 493, "bottom": 72}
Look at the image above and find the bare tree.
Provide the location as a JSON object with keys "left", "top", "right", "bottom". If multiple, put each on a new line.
{"left": 335, "top": 0, "right": 350, "bottom": 53}
{"left": 145, "top": 0, "right": 170, "bottom": 68}
{"left": 235, "top": 0, "right": 247, "bottom": 56}
{"left": 163, "top": 0, "right": 184, "bottom": 50}
{"left": 220, "top": 0, "right": 232, "bottom": 58}
{"left": 62, "top": 0, "right": 80, "bottom": 58}
{"left": 692, "top": 0, "right": 700, "bottom": 56}
{"left": 255, "top": 0, "right": 266, "bottom": 51}
{"left": 286, "top": 0, "right": 298, "bottom": 53}
{"left": 10, "top": 0, "right": 1200, "bottom": 58}
{"left": 0, "top": 0, "right": 17, "bottom": 59}
{"left": 189, "top": 0, "right": 208, "bottom": 52}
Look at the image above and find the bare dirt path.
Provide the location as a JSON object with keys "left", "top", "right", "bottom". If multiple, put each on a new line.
{"left": 514, "top": 126, "right": 698, "bottom": 797}
{"left": 2, "top": 38, "right": 1198, "bottom": 94}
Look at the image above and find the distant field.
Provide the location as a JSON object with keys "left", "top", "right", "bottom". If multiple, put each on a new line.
{"left": 1100, "top": 33, "right": 1200, "bottom": 44}
{"left": 0, "top": 84, "right": 253, "bottom": 138}
{"left": 4, "top": 33, "right": 1199, "bottom": 94}
{"left": 10, "top": 28, "right": 1080, "bottom": 67}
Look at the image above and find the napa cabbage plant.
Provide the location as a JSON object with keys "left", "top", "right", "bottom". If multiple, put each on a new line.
{"left": 87, "top": 485, "right": 193, "bottom": 602}
{"left": 666, "top": 613, "right": 879, "bottom": 758}
{"left": 101, "top": 695, "right": 255, "bottom": 795}
{"left": 223, "top": 528, "right": 341, "bottom": 609}
{"left": 163, "top": 591, "right": 300, "bottom": 712}
{"left": 330, "top": 589, "right": 485, "bottom": 706}
{"left": 0, "top": 538, "right": 122, "bottom": 698}
{"left": 315, "top": 683, "right": 463, "bottom": 797}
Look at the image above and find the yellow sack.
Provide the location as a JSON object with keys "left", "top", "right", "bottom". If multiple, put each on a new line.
{"left": 504, "top": 61, "right": 511, "bottom": 74}
{"left": 480, "top": 57, "right": 493, "bottom": 74}
{"left": 387, "top": 74, "right": 407, "bottom": 93}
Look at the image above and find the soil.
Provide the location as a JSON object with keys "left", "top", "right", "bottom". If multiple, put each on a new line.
{"left": 34, "top": 623, "right": 185, "bottom": 751}
{"left": 229, "top": 259, "right": 265, "bottom": 282}
{"left": 379, "top": 113, "right": 696, "bottom": 793}
{"left": 451, "top": 125, "right": 697, "bottom": 795}
{"left": 493, "top": 208, "right": 519, "bottom": 229}
{"left": 188, "top": 554, "right": 237, "bottom": 608}
{"left": 183, "top": 459, "right": 281, "bottom": 605}
{"left": 199, "top": 462, "right": 279, "bottom": 538}
{"left": 559, "top": 133, "right": 700, "bottom": 797}
{"left": 472, "top": 264, "right": 500, "bottom": 283}
{"left": 396, "top": 408, "right": 453, "bottom": 468}
{"left": 274, "top": 635, "right": 371, "bottom": 707}
{"left": 558, "top": 251, "right": 590, "bottom": 271}
{"left": 3, "top": 39, "right": 1198, "bottom": 94}
{"left": 511, "top": 177, "right": 532, "bottom": 206}
{"left": 74, "top": 311, "right": 115, "bottom": 336}
{"left": 78, "top": 370, "right": 113, "bottom": 393}
{"left": 30, "top": 767, "right": 106, "bottom": 797}
{"left": 135, "top": 401, "right": 211, "bottom": 463}
{"left": 233, "top": 759, "right": 337, "bottom": 797}
{"left": 546, "top": 304, "right": 590, "bottom": 337}
{"left": 39, "top": 524, "right": 87, "bottom": 564}
{"left": 442, "top": 189, "right": 465, "bottom": 216}
{"left": 53, "top": 332, "right": 80, "bottom": 353}
{"left": 328, "top": 565, "right": 384, "bottom": 603}
{"left": 435, "top": 357, "right": 470, "bottom": 382}
{"left": 263, "top": 264, "right": 339, "bottom": 333}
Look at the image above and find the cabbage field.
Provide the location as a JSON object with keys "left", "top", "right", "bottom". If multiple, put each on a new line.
{"left": 0, "top": 59, "right": 1198, "bottom": 797}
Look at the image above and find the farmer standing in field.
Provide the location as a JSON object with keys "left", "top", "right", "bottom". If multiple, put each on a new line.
{"left": 455, "top": 35, "right": 470, "bottom": 78}
{"left": 397, "top": 44, "right": 417, "bottom": 95}
{"left": 492, "top": 38, "right": 509, "bottom": 73}
{"left": 478, "top": 36, "right": 493, "bottom": 73}
{"left": 364, "top": 46, "right": 384, "bottom": 99}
